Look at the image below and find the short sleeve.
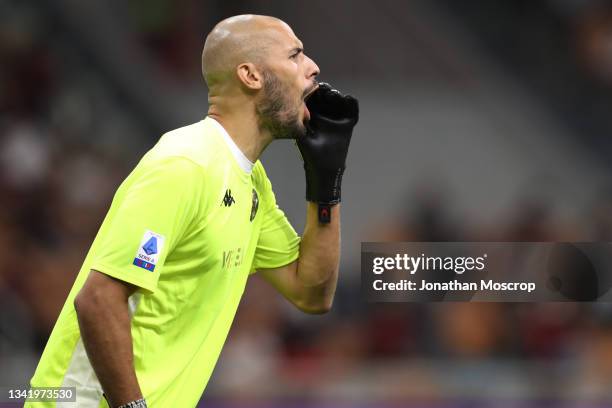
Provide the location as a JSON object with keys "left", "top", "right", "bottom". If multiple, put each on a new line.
{"left": 251, "top": 174, "right": 301, "bottom": 274}
{"left": 90, "top": 157, "right": 203, "bottom": 293}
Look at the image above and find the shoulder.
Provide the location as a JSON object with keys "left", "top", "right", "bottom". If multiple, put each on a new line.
{"left": 147, "top": 119, "right": 223, "bottom": 170}
{"left": 252, "top": 161, "right": 280, "bottom": 211}
{"left": 252, "top": 161, "right": 272, "bottom": 190}
{"left": 129, "top": 156, "right": 205, "bottom": 195}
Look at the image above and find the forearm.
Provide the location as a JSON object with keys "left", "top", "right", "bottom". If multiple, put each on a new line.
{"left": 294, "top": 202, "right": 341, "bottom": 309}
{"left": 273, "top": 82, "right": 356, "bottom": 313}
{"left": 74, "top": 291, "right": 142, "bottom": 407}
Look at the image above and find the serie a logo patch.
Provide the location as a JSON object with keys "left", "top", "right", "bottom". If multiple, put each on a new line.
{"left": 133, "top": 230, "right": 165, "bottom": 271}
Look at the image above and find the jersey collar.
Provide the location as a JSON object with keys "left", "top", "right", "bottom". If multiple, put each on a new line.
{"left": 207, "top": 117, "right": 254, "bottom": 174}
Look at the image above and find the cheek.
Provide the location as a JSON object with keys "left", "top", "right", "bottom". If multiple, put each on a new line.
{"left": 285, "top": 62, "right": 302, "bottom": 85}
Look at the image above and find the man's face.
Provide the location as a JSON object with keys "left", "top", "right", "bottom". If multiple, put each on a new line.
{"left": 255, "top": 23, "right": 320, "bottom": 139}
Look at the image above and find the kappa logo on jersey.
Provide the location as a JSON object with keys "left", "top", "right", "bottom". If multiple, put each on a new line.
{"left": 133, "top": 230, "right": 165, "bottom": 272}
{"left": 221, "top": 189, "right": 235, "bottom": 207}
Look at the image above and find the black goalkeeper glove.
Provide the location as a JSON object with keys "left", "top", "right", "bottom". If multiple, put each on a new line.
{"left": 296, "top": 82, "right": 359, "bottom": 223}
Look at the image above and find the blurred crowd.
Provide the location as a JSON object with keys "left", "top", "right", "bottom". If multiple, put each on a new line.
{"left": 441, "top": 0, "right": 612, "bottom": 160}
{"left": 0, "top": 0, "right": 144, "bottom": 382}
{"left": 2, "top": 0, "right": 612, "bottom": 405}
{"left": 207, "top": 187, "right": 612, "bottom": 403}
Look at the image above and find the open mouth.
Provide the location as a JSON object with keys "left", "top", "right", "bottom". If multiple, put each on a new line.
{"left": 302, "top": 84, "right": 318, "bottom": 123}
{"left": 303, "top": 84, "right": 318, "bottom": 102}
{"left": 303, "top": 102, "right": 310, "bottom": 122}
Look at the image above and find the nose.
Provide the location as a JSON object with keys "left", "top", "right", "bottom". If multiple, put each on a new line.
{"left": 305, "top": 54, "right": 320, "bottom": 80}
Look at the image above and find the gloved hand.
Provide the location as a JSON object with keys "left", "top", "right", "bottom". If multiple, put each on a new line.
{"left": 296, "top": 82, "right": 359, "bottom": 223}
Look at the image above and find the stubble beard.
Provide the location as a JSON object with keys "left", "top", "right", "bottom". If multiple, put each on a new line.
{"left": 256, "top": 70, "right": 306, "bottom": 140}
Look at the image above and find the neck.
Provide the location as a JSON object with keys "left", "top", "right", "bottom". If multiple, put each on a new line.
{"left": 207, "top": 96, "right": 273, "bottom": 163}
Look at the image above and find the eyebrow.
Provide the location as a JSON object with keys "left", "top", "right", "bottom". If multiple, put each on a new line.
{"left": 289, "top": 44, "right": 304, "bottom": 55}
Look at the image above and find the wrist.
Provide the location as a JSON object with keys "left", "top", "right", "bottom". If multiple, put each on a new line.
{"left": 116, "top": 398, "right": 147, "bottom": 408}
{"left": 303, "top": 164, "right": 345, "bottom": 204}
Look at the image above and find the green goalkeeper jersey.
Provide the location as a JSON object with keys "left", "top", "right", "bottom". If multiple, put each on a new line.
{"left": 27, "top": 117, "right": 300, "bottom": 407}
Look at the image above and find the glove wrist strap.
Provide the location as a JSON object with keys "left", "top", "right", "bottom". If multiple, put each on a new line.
{"left": 317, "top": 203, "right": 332, "bottom": 224}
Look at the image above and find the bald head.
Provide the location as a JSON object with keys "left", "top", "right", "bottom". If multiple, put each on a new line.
{"left": 202, "top": 15, "right": 289, "bottom": 89}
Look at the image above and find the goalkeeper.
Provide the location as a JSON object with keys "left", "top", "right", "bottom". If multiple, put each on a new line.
{"left": 27, "top": 14, "right": 358, "bottom": 408}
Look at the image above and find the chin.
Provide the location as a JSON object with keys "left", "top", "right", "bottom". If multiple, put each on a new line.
{"left": 293, "top": 115, "right": 308, "bottom": 136}
{"left": 274, "top": 116, "right": 306, "bottom": 140}
{"left": 295, "top": 123, "right": 307, "bottom": 138}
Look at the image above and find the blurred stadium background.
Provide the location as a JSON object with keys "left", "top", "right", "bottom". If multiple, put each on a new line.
{"left": 2, "top": 0, "right": 612, "bottom": 406}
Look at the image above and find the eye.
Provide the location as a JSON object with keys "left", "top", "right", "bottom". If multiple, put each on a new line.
{"left": 290, "top": 48, "right": 303, "bottom": 60}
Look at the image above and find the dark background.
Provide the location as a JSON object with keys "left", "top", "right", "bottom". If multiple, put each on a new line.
{"left": 2, "top": 0, "right": 612, "bottom": 406}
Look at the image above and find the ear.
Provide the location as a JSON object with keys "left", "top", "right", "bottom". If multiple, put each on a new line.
{"left": 236, "top": 62, "right": 263, "bottom": 90}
